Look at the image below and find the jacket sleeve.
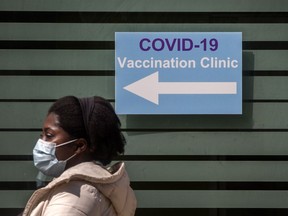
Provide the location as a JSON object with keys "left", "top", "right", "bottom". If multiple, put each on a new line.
{"left": 43, "top": 181, "right": 107, "bottom": 216}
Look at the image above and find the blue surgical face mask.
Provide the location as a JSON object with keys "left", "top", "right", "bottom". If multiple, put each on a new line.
{"left": 33, "top": 139, "right": 78, "bottom": 177}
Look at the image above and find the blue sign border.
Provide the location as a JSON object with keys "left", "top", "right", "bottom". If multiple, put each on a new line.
{"left": 115, "top": 32, "right": 242, "bottom": 115}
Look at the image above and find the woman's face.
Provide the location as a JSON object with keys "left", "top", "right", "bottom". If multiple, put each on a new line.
{"left": 41, "top": 112, "right": 76, "bottom": 161}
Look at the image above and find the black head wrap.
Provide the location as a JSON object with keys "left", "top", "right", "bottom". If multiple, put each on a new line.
{"left": 77, "top": 97, "right": 95, "bottom": 145}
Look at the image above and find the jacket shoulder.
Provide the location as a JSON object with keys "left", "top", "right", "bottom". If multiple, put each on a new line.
{"left": 45, "top": 180, "right": 114, "bottom": 215}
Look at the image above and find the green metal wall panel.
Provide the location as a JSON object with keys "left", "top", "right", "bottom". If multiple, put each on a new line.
{"left": 1, "top": 76, "right": 288, "bottom": 100}
{"left": 1, "top": 0, "right": 287, "bottom": 12}
{"left": 3, "top": 160, "right": 288, "bottom": 182}
{"left": 0, "top": 24, "right": 287, "bottom": 41}
{"left": 2, "top": 131, "right": 288, "bottom": 156}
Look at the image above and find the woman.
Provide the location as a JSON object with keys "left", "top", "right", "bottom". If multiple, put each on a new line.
{"left": 22, "top": 96, "right": 137, "bottom": 216}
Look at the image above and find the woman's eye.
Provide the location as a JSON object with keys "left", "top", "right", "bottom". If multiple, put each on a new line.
{"left": 46, "top": 133, "right": 54, "bottom": 138}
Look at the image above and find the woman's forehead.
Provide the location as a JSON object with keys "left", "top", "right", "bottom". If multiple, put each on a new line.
{"left": 44, "top": 113, "right": 60, "bottom": 127}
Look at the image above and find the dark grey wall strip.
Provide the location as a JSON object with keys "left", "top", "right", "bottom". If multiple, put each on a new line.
{"left": 244, "top": 71, "right": 288, "bottom": 76}
{"left": 2, "top": 155, "right": 288, "bottom": 161}
{"left": 0, "top": 70, "right": 287, "bottom": 76}
{"left": 132, "top": 182, "right": 288, "bottom": 190}
{"left": 135, "top": 208, "right": 288, "bottom": 216}
{"left": 3, "top": 181, "right": 288, "bottom": 191}
{"left": 0, "top": 41, "right": 287, "bottom": 50}
{"left": 0, "top": 41, "right": 114, "bottom": 50}
{"left": 122, "top": 129, "right": 288, "bottom": 132}
{"left": 118, "top": 155, "right": 288, "bottom": 161}
{"left": 1, "top": 208, "right": 288, "bottom": 216}
{"left": 0, "top": 12, "right": 287, "bottom": 23}
{"left": 1, "top": 129, "right": 288, "bottom": 132}
{"left": 0, "top": 99, "right": 286, "bottom": 103}
{"left": 0, "top": 70, "right": 115, "bottom": 76}
{"left": 0, "top": 99, "right": 115, "bottom": 103}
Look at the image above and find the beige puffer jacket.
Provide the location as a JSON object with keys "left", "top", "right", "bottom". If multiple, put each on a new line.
{"left": 23, "top": 161, "right": 137, "bottom": 216}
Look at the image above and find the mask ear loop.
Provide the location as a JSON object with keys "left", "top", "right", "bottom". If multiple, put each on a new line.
{"left": 56, "top": 139, "right": 78, "bottom": 148}
{"left": 64, "top": 152, "right": 78, "bottom": 162}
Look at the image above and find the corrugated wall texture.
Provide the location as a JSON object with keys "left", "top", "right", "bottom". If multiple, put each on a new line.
{"left": 0, "top": 0, "right": 288, "bottom": 215}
